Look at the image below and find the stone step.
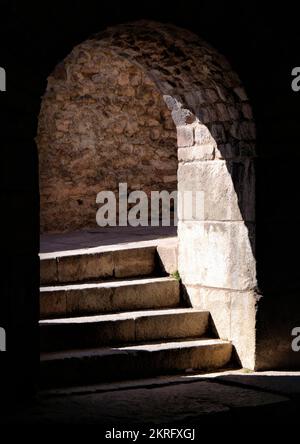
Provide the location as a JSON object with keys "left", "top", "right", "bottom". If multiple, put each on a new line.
{"left": 40, "top": 308, "right": 210, "bottom": 351}
{"left": 40, "top": 244, "right": 158, "bottom": 285}
{"left": 40, "top": 277, "right": 180, "bottom": 319}
{"left": 40, "top": 338, "right": 232, "bottom": 388}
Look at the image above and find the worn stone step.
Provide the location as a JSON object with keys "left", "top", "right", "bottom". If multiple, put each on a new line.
{"left": 40, "top": 244, "right": 158, "bottom": 285}
{"left": 40, "top": 277, "right": 180, "bottom": 319}
{"left": 40, "top": 338, "right": 232, "bottom": 388}
{"left": 40, "top": 308, "right": 210, "bottom": 351}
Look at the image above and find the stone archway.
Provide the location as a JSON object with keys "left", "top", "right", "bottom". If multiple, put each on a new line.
{"left": 37, "top": 21, "right": 257, "bottom": 369}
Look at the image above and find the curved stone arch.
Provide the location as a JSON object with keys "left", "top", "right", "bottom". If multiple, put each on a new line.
{"left": 37, "top": 21, "right": 257, "bottom": 368}
{"left": 92, "top": 21, "right": 255, "bottom": 153}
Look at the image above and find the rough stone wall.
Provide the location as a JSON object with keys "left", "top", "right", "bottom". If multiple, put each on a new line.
{"left": 37, "top": 44, "right": 177, "bottom": 232}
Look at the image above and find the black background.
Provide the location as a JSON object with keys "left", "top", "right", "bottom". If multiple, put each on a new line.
{"left": 0, "top": 0, "right": 300, "bottom": 396}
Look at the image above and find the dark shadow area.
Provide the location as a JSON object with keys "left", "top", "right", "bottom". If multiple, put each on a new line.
{"left": 0, "top": 372, "right": 299, "bottom": 424}
{"left": 215, "top": 373, "right": 300, "bottom": 400}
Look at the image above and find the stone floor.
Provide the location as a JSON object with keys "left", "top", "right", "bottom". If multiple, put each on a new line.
{"left": 40, "top": 226, "right": 177, "bottom": 253}
{"left": 1, "top": 370, "right": 300, "bottom": 424}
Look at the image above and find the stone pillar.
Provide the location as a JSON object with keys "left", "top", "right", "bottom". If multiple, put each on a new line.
{"left": 177, "top": 112, "right": 258, "bottom": 369}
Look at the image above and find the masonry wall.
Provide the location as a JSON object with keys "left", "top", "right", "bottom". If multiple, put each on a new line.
{"left": 37, "top": 44, "right": 177, "bottom": 233}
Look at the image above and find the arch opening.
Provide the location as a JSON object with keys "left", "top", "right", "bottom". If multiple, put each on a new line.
{"left": 37, "top": 21, "right": 257, "bottom": 369}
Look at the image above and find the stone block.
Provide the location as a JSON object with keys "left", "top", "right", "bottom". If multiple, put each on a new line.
{"left": 178, "top": 160, "right": 255, "bottom": 222}
{"left": 216, "top": 103, "right": 230, "bottom": 121}
{"left": 233, "top": 86, "right": 248, "bottom": 101}
{"left": 194, "top": 124, "right": 214, "bottom": 145}
{"left": 113, "top": 247, "right": 156, "bottom": 278}
{"left": 40, "top": 289, "right": 67, "bottom": 319}
{"left": 230, "top": 291, "right": 257, "bottom": 369}
{"left": 185, "top": 285, "right": 231, "bottom": 340}
{"left": 40, "top": 339, "right": 232, "bottom": 387}
{"left": 66, "top": 286, "right": 114, "bottom": 316}
{"left": 176, "top": 125, "right": 194, "bottom": 147}
{"left": 57, "top": 251, "right": 114, "bottom": 283}
{"left": 210, "top": 124, "right": 226, "bottom": 143}
{"left": 134, "top": 309, "right": 209, "bottom": 342}
{"left": 183, "top": 285, "right": 258, "bottom": 369}
{"left": 178, "top": 220, "right": 256, "bottom": 291}
{"left": 40, "top": 258, "right": 58, "bottom": 285}
{"left": 178, "top": 144, "right": 215, "bottom": 162}
{"left": 40, "top": 277, "right": 180, "bottom": 318}
{"left": 157, "top": 242, "right": 178, "bottom": 274}
{"left": 112, "top": 278, "right": 180, "bottom": 311}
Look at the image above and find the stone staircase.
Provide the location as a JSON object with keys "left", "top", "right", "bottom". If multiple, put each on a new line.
{"left": 39, "top": 241, "right": 233, "bottom": 388}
